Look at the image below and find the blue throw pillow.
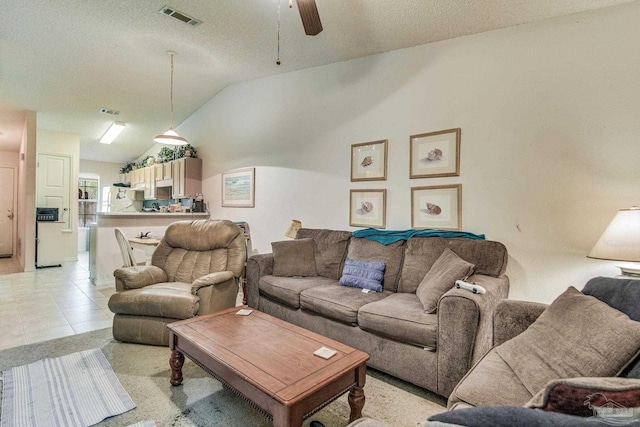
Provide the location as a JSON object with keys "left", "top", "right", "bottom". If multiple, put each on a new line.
{"left": 339, "top": 258, "right": 385, "bottom": 292}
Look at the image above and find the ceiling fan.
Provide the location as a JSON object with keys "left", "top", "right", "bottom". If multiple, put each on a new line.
{"left": 291, "top": 0, "right": 323, "bottom": 36}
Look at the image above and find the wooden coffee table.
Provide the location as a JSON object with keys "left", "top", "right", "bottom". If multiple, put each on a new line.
{"left": 167, "top": 307, "right": 369, "bottom": 427}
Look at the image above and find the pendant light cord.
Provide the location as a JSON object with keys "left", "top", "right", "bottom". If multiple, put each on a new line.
{"left": 169, "top": 52, "right": 175, "bottom": 128}
{"left": 277, "top": 0, "right": 281, "bottom": 65}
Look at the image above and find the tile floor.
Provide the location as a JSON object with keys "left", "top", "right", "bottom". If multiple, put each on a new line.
{"left": 0, "top": 252, "right": 116, "bottom": 350}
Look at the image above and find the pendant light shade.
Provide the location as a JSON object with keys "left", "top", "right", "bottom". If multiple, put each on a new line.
{"left": 155, "top": 51, "right": 187, "bottom": 146}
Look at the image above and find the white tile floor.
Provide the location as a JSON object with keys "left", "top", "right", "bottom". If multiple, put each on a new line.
{"left": 0, "top": 252, "right": 116, "bottom": 350}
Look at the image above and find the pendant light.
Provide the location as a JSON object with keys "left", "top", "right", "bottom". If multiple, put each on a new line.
{"left": 154, "top": 51, "right": 187, "bottom": 145}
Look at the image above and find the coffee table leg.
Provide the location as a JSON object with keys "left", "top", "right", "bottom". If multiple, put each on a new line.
{"left": 348, "top": 364, "right": 367, "bottom": 422}
{"left": 170, "top": 350, "right": 185, "bottom": 386}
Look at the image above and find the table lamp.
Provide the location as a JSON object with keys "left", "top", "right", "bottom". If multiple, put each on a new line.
{"left": 588, "top": 206, "right": 640, "bottom": 277}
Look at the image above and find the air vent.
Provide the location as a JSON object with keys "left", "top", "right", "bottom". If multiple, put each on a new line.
{"left": 99, "top": 108, "right": 120, "bottom": 116}
{"left": 159, "top": 6, "right": 202, "bottom": 26}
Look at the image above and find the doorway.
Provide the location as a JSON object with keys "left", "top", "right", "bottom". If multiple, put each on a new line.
{"left": 0, "top": 167, "right": 15, "bottom": 257}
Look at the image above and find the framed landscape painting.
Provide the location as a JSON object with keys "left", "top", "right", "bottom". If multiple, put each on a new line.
{"left": 222, "top": 168, "right": 255, "bottom": 208}
{"left": 411, "top": 184, "right": 461, "bottom": 230}
{"left": 351, "top": 140, "right": 388, "bottom": 181}
{"left": 350, "top": 189, "right": 386, "bottom": 229}
{"left": 410, "top": 128, "right": 460, "bottom": 178}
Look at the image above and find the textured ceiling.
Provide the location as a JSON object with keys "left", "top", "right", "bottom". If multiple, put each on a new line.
{"left": 0, "top": 0, "right": 634, "bottom": 163}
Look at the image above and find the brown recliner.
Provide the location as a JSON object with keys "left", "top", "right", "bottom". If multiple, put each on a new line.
{"left": 108, "top": 219, "right": 246, "bottom": 346}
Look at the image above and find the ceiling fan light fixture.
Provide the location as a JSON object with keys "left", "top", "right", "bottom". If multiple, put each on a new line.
{"left": 156, "top": 51, "right": 188, "bottom": 146}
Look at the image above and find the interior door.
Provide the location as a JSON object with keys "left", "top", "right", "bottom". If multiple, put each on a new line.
{"left": 37, "top": 154, "right": 72, "bottom": 229}
{"left": 0, "top": 167, "right": 15, "bottom": 256}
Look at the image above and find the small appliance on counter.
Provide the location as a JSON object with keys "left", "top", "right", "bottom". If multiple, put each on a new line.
{"left": 193, "top": 193, "right": 206, "bottom": 212}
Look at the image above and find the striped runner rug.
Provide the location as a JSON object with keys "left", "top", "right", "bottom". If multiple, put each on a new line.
{"left": 1, "top": 348, "right": 135, "bottom": 427}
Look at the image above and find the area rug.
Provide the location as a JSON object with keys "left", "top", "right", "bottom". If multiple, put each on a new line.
{"left": 0, "top": 328, "right": 447, "bottom": 426}
{"left": 1, "top": 349, "right": 135, "bottom": 427}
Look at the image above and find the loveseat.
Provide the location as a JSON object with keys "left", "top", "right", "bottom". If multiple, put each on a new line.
{"left": 246, "top": 228, "right": 509, "bottom": 397}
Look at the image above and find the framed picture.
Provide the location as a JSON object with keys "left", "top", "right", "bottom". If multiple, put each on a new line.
{"left": 350, "top": 189, "right": 386, "bottom": 229}
{"left": 222, "top": 168, "right": 255, "bottom": 208}
{"left": 410, "top": 128, "right": 461, "bottom": 178}
{"left": 351, "top": 140, "right": 388, "bottom": 181}
{"left": 411, "top": 184, "right": 461, "bottom": 230}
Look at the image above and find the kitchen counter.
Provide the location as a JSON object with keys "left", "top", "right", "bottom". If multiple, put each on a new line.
{"left": 89, "top": 211, "right": 210, "bottom": 285}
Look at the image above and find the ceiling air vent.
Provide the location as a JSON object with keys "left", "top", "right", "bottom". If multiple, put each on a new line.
{"left": 159, "top": 6, "right": 202, "bottom": 26}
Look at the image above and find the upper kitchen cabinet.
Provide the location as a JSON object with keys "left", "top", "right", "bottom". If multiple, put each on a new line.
{"left": 172, "top": 158, "right": 202, "bottom": 199}
{"left": 144, "top": 165, "right": 156, "bottom": 200}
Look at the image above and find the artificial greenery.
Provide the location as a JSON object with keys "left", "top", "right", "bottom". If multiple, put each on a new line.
{"left": 120, "top": 161, "right": 135, "bottom": 174}
{"left": 157, "top": 146, "right": 175, "bottom": 163}
{"left": 137, "top": 155, "right": 155, "bottom": 169}
{"left": 175, "top": 144, "right": 198, "bottom": 159}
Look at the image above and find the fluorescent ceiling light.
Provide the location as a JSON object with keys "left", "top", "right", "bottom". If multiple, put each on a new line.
{"left": 100, "top": 122, "right": 126, "bottom": 144}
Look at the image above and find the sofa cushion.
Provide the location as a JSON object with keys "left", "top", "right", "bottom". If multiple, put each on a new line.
{"left": 339, "top": 258, "right": 385, "bottom": 292}
{"left": 259, "top": 275, "right": 336, "bottom": 309}
{"left": 346, "top": 237, "right": 404, "bottom": 292}
{"left": 398, "top": 237, "right": 507, "bottom": 293}
{"left": 296, "top": 229, "right": 352, "bottom": 279}
{"left": 358, "top": 293, "right": 438, "bottom": 349}
{"left": 450, "top": 349, "right": 534, "bottom": 407}
{"left": 108, "top": 282, "right": 199, "bottom": 319}
{"left": 272, "top": 238, "right": 318, "bottom": 277}
{"left": 416, "top": 248, "right": 475, "bottom": 313}
{"left": 300, "top": 284, "right": 391, "bottom": 325}
{"left": 525, "top": 377, "right": 640, "bottom": 417}
{"left": 495, "top": 287, "right": 640, "bottom": 397}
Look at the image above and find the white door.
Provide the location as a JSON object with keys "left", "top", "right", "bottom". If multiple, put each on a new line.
{"left": 38, "top": 154, "right": 72, "bottom": 229}
{"left": 0, "top": 167, "right": 15, "bottom": 256}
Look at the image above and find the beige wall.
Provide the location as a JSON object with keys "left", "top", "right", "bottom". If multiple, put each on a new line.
{"left": 37, "top": 129, "right": 80, "bottom": 261}
{"left": 17, "top": 111, "right": 37, "bottom": 271}
{"left": 79, "top": 159, "right": 122, "bottom": 212}
{"left": 180, "top": 3, "right": 640, "bottom": 303}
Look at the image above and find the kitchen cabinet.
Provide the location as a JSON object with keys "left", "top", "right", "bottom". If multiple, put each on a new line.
{"left": 171, "top": 158, "right": 202, "bottom": 199}
{"left": 144, "top": 165, "right": 156, "bottom": 199}
{"left": 155, "top": 162, "right": 173, "bottom": 188}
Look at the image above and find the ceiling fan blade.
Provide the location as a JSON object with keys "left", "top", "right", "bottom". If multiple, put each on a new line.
{"left": 296, "top": 0, "right": 323, "bottom": 36}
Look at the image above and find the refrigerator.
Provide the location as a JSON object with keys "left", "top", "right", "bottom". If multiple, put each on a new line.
{"left": 107, "top": 186, "right": 143, "bottom": 212}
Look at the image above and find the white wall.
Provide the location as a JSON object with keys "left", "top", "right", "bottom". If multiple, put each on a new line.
{"left": 37, "top": 129, "right": 80, "bottom": 261}
{"left": 179, "top": 3, "right": 640, "bottom": 303}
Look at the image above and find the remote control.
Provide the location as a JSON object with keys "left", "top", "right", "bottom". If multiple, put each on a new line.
{"left": 455, "top": 280, "right": 486, "bottom": 294}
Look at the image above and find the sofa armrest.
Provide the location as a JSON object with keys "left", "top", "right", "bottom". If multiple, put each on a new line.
{"left": 493, "top": 299, "right": 548, "bottom": 346}
{"left": 191, "top": 271, "right": 235, "bottom": 294}
{"left": 436, "top": 274, "right": 509, "bottom": 397}
{"left": 113, "top": 265, "right": 168, "bottom": 291}
{"left": 246, "top": 253, "right": 274, "bottom": 309}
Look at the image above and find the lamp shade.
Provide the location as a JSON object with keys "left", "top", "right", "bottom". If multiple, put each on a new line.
{"left": 154, "top": 128, "right": 187, "bottom": 145}
{"left": 588, "top": 207, "right": 640, "bottom": 262}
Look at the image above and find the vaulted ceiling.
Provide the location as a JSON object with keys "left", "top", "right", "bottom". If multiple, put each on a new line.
{"left": 0, "top": 0, "right": 634, "bottom": 163}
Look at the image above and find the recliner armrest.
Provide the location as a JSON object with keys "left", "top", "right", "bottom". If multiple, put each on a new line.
{"left": 113, "top": 265, "right": 168, "bottom": 291}
{"left": 493, "top": 299, "right": 548, "bottom": 346}
{"left": 191, "top": 271, "right": 235, "bottom": 295}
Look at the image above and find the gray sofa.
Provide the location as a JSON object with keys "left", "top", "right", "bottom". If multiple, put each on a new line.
{"left": 246, "top": 228, "right": 509, "bottom": 397}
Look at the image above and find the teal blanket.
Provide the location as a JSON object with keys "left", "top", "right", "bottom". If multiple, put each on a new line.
{"left": 352, "top": 228, "right": 485, "bottom": 245}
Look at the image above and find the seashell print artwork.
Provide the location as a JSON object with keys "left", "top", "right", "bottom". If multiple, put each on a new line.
{"left": 360, "top": 156, "right": 373, "bottom": 167}
{"left": 426, "top": 202, "right": 442, "bottom": 215}
{"left": 425, "top": 148, "right": 443, "bottom": 161}
{"left": 361, "top": 201, "right": 373, "bottom": 214}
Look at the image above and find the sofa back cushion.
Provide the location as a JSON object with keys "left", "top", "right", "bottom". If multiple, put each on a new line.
{"left": 398, "top": 237, "right": 508, "bottom": 293}
{"left": 271, "top": 238, "right": 318, "bottom": 277}
{"left": 152, "top": 219, "right": 246, "bottom": 283}
{"left": 295, "top": 228, "right": 352, "bottom": 280}
{"left": 346, "top": 237, "right": 404, "bottom": 292}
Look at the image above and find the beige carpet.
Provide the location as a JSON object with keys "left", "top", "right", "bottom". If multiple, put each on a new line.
{"left": 0, "top": 328, "right": 446, "bottom": 427}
